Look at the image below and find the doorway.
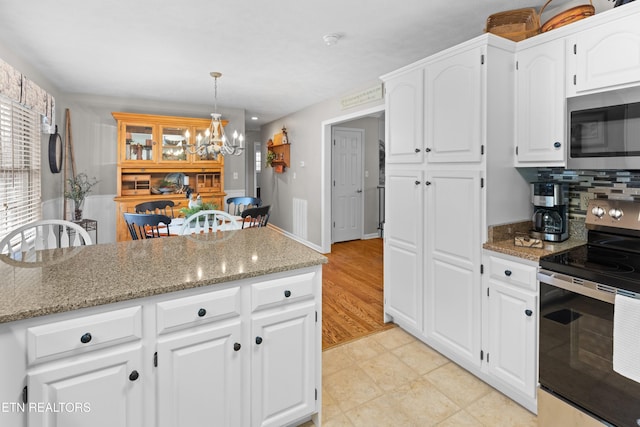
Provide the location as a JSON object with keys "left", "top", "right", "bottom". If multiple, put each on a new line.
{"left": 331, "top": 127, "right": 364, "bottom": 243}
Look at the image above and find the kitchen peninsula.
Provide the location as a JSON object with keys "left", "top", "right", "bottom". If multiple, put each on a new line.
{"left": 0, "top": 227, "right": 326, "bottom": 427}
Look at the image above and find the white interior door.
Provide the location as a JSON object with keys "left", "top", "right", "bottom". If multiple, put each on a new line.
{"left": 332, "top": 127, "right": 363, "bottom": 243}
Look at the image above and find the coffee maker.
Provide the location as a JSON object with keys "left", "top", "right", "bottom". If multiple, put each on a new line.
{"left": 530, "top": 182, "right": 569, "bottom": 242}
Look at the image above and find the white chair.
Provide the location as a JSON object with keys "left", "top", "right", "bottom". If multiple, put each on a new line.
{"left": 178, "top": 210, "right": 241, "bottom": 235}
{"left": 0, "top": 219, "right": 92, "bottom": 261}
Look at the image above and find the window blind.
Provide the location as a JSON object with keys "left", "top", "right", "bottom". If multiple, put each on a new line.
{"left": 0, "top": 95, "right": 42, "bottom": 241}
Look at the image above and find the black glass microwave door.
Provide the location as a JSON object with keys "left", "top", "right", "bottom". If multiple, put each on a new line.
{"left": 539, "top": 283, "right": 640, "bottom": 427}
{"left": 570, "top": 102, "right": 640, "bottom": 158}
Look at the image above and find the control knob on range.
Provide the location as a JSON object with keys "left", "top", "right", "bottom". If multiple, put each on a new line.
{"left": 591, "top": 206, "right": 606, "bottom": 218}
{"left": 609, "top": 208, "right": 624, "bottom": 220}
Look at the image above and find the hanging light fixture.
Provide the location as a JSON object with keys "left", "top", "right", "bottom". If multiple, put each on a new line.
{"left": 185, "top": 72, "right": 244, "bottom": 159}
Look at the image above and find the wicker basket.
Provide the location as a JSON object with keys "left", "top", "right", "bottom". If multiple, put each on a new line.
{"left": 540, "top": 0, "right": 595, "bottom": 33}
{"left": 485, "top": 7, "right": 540, "bottom": 42}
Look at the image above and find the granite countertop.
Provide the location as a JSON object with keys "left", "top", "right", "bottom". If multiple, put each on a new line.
{"left": 0, "top": 227, "right": 327, "bottom": 324}
{"left": 483, "top": 220, "right": 586, "bottom": 262}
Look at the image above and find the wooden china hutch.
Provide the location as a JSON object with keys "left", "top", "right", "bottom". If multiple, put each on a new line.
{"left": 113, "top": 112, "right": 226, "bottom": 242}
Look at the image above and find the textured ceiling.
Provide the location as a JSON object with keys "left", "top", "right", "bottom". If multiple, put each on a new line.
{"left": 0, "top": 0, "right": 615, "bottom": 129}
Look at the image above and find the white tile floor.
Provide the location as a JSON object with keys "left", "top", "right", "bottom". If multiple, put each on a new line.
{"left": 304, "top": 327, "right": 538, "bottom": 427}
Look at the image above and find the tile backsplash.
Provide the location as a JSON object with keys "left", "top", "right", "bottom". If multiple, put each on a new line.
{"left": 535, "top": 169, "right": 640, "bottom": 240}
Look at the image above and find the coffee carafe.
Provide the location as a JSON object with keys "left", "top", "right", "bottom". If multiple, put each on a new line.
{"left": 530, "top": 182, "right": 569, "bottom": 242}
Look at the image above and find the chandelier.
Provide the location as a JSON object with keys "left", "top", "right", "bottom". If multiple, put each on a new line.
{"left": 185, "top": 72, "right": 244, "bottom": 159}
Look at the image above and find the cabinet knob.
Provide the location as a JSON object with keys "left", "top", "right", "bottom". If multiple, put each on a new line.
{"left": 255, "top": 336, "right": 263, "bottom": 345}
{"left": 504, "top": 270, "right": 512, "bottom": 277}
{"left": 525, "top": 309, "right": 533, "bottom": 317}
{"left": 425, "top": 181, "right": 432, "bottom": 186}
{"left": 553, "top": 142, "right": 561, "bottom": 149}
{"left": 80, "top": 333, "right": 92, "bottom": 344}
{"left": 198, "top": 308, "right": 206, "bottom": 317}
{"left": 129, "top": 370, "right": 139, "bottom": 381}
{"left": 425, "top": 148, "right": 431, "bottom": 152}
{"left": 284, "top": 290, "right": 291, "bottom": 298}
{"left": 234, "top": 342, "right": 241, "bottom": 351}
{"left": 415, "top": 180, "right": 421, "bottom": 186}
{"left": 414, "top": 148, "right": 421, "bottom": 153}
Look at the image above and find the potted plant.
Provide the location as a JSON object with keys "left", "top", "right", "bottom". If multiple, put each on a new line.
{"left": 179, "top": 201, "right": 218, "bottom": 219}
{"left": 266, "top": 150, "right": 277, "bottom": 168}
{"left": 64, "top": 172, "right": 99, "bottom": 221}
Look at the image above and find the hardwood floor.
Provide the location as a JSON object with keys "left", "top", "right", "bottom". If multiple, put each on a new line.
{"left": 322, "top": 238, "right": 395, "bottom": 350}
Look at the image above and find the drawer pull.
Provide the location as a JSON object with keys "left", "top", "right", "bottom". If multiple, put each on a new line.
{"left": 197, "top": 308, "right": 206, "bottom": 317}
{"left": 414, "top": 148, "right": 421, "bottom": 153}
{"left": 525, "top": 309, "right": 533, "bottom": 317}
{"left": 255, "top": 336, "right": 263, "bottom": 345}
{"left": 233, "top": 342, "right": 241, "bottom": 351}
{"left": 284, "top": 290, "right": 291, "bottom": 298}
{"left": 80, "top": 333, "right": 92, "bottom": 344}
{"left": 504, "top": 270, "right": 512, "bottom": 277}
{"left": 129, "top": 370, "right": 139, "bottom": 381}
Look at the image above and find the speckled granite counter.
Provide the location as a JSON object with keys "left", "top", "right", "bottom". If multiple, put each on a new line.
{"left": 483, "top": 220, "right": 586, "bottom": 262}
{"left": 0, "top": 227, "right": 327, "bottom": 324}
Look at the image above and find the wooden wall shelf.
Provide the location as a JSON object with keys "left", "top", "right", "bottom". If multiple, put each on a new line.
{"left": 268, "top": 143, "right": 290, "bottom": 173}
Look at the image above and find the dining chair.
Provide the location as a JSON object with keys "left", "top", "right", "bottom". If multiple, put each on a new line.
{"left": 226, "top": 196, "right": 262, "bottom": 216}
{"left": 240, "top": 205, "right": 271, "bottom": 229}
{"left": 135, "top": 200, "right": 175, "bottom": 217}
{"left": 0, "top": 219, "right": 92, "bottom": 261}
{"left": 123, "top": 213, "right": 172, "bottom": 240}
{"left": 178, "top": 210, "right": 241, "bottom": 235}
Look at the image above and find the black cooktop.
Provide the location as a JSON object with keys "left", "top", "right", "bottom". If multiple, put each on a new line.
{"left": 540, "top": 243, "right": 640, "bottom": 294}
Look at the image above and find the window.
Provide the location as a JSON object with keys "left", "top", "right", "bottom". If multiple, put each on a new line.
{"left": 0, "top": 95, "right": 41, "bottom": 241}
{"left": 255, "top": 144, "right": 262, "bottom": 173}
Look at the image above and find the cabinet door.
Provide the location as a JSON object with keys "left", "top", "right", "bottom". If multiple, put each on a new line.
{"left": 570, "top": 14, "right": 640, "bottom": 95}
{"left": 27, "top": 346, "right": 143, "bottom": 427}
{"left": 384, "top": 67, "right": 424, "bottom": 164}
{"left": 157, "top": 321, "right": 243, "bottom": 427}
{"left": 251, "top": 301, "right": 316, "bottom": 427}
{"left": 488, "top": 279, "right": 537, "bottom": 400}
{"left": 424, "top": 170, "right": 482, "bottom": 367}
{"left": 425, "top": 46, "right": 483, "bottom": 163}
{"left": 383, "top": 169, "right": 424, "bottom": 332}
{"left": 159, "top": 125, "right": 191, "bottom": 164}
{"left": 120, "top": 121, "right": 157, "bottom": 164}
{"left": 515, "top": 39, "right": 566, "bottom": 166}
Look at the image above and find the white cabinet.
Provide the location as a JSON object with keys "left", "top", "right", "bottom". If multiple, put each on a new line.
{"left": 483, "top": 251, "right": 538, "bottom": 412}
{"left": 385, "top": 66, "right": 424, "bottom": 164}
{"left": 424, "top": 171, "right": 482, "bottom": 369}
{"left": 514, "top": 38, "right": 566, "bottom": 166}
{"left": 568, "top": 13, "right": 640, "bottom": 96}
{"left": 28, "top": 346, "right": 144, "bottom": 427}
{"left": 425, "top": 45, "right": 483, "bottom": 163}
{"left": 0, "top": 267, "right": 322, "bottom": 427}
{"left": 251, "top": 301, "right": 316, "bottom": 427}
{"left": 383, "top": 169, "right": 424, "bottom": 333}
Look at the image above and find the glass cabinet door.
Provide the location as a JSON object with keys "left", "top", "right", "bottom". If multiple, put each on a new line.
{"left": 192, "top": 126, "right": 223, "bottom": 164}
{"left": 161, "top": 126, "right": 189, "bottom": 163}
{"left": 125, "top": 124, "right": 155, "bottom": 162}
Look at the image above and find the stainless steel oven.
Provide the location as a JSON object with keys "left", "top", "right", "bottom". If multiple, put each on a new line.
{"left": 538, "top": 199, "right": 640, "bottom": 427}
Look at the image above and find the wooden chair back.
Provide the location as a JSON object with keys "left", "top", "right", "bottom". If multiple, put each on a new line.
{"left": 0, "top": 219, "right": 92, "bottom": 261}
{"left": 135, "top": 200, "right": 175, "bottom": 217}
{"left": 123, "top": 213, "right": 172, "bottom": 240}
{"left": 178, "top": 210, "right": 241, "bottom": 235}
{"left": 241, "top": 205, "right": 271, "bottom": 229}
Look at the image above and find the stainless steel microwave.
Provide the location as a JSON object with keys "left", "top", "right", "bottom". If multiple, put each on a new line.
{"left": 568, "top": 87, "right": 640, "bottom": 170}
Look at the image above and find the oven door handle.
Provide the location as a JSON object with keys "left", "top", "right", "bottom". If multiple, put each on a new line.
{"left": 537, "top": 269, "right": 616, "bottom": 304}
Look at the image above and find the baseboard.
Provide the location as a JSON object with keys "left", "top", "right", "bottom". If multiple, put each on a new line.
{"left": 267, "top": 224, "right": 324, "bottom": 253}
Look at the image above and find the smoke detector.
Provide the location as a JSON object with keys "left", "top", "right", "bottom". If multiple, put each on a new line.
{"left": 322, "top": 33, "right": 342, "bottom": 46}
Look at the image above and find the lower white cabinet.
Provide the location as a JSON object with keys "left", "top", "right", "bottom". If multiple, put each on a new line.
{"left": 0, "top": 267, "right": 322, "bottom": 427}
{"left": 27, "top": 346, "right": 144, "bottom": 427}
{"left": 483, "top": 251, "right": 538, "bottom": 411}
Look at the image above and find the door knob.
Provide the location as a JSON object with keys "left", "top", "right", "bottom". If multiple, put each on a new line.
{"left": 356, "top": 189, "right": 362, "bottom": 193}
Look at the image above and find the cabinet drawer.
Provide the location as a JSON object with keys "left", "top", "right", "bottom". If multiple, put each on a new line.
{"left": 488, "top": 256, "right": 538, "bottom": 291}
{"left": 251, "top": 272, "right": 315, "bottom": 312}
{"left": 156, "top": 286, "right": 241, "bottom": 334}
{"left": 27, "top": 306, "right": 142, "bottom": 365}
{"left": 122, "top": 174, "right": 151, "bottom": 182}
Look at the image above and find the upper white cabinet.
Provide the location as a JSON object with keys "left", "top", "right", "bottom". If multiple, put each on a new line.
{"left": 384, "top": 66, "right": 424, "bottom": 164}
{"left": 514, "top": 38, "right": 566, "bottom": 166}
{"left": 425, "top": 45, "right": 483, "bottom": 163}
{"left": 568, "top": 13, "right": 640, "bottom": 96}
